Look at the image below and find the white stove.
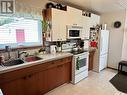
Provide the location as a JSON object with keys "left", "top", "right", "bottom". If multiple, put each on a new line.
{"left": 62, "top": 43, "right": 89, "bottom": 84}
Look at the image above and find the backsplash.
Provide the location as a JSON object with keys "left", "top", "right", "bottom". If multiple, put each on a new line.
{"left": 0, "top": 48, "right": 41, "bottom": 61}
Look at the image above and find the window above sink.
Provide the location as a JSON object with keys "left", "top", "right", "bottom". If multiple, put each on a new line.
{"left": 0, "top": 16, "right": 43, "bottom": 49}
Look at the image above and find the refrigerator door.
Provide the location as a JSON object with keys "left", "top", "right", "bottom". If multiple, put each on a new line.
{"left": 100, "top": 30, "right": 109, "bottom": 55}
{"left": 99, "top": 54, "right": 108, "bottom": 71}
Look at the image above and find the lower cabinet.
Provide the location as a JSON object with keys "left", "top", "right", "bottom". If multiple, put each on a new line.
{"left": 0, "top": 57, "right": 72, "bottom": 95}
{"left": 38, "top": 62, "right": 71, "bottom": 94}
{"left": 1, "top": 73, "right": 40, "bottom": 95}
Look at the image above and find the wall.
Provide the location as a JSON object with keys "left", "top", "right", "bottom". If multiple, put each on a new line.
{"left": 100, "top": 10, "right": 126, "bottom": 69}
{"left": 121, "top": 10, "right": 127, "bottom": 61}
{"left": 15, "top": 0, "right": 50, "bottom": 16}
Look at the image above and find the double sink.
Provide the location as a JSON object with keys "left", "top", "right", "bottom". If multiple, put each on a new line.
{"left": 1, "top": 56, "right": 42, "bottom": 67}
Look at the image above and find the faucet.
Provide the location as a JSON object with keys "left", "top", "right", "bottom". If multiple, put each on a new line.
{"left": 17, "top": 50, "right": 27, "bottom": 58}
{"left": 5, "top": 46, "right": 11, "bottom": 60}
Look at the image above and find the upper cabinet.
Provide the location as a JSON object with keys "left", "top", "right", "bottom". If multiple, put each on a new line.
{"left": 90, "top": 13, "right": 100, "bottom": 27}
{"left": 44, "top": 8, "right": 67, "bottom": 41}
{"left": 43, "top": 6, "right": 100, "bottom": 42}
{"left": 81, "top": 13, "right": 100, "bottom": 40}
{"left": 67, "top": 6, "right": 82, "bottom": 26}
{"left": 81, "top": 16, "right": 91, "bottom": 39}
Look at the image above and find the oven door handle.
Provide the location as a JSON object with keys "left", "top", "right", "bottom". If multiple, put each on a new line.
{"left": 76, "top": 57, "right": 80, "bottom": 70}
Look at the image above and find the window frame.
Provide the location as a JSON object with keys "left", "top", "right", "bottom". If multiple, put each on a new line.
{"left": 0, "top": 16, "right": 43, "bottom": 49}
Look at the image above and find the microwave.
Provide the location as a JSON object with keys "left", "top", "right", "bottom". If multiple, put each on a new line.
{"left": 67, "top": 25, "right": 83, "bottom": 39}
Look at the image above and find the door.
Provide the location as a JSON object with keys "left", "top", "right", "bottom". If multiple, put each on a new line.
{"left": 25, "top": 73, "right": 40, "bottom": 95}
{"left": 82, "top": 16, "right": 91, "bottom": 39}
{"left": 67, "top": 6, "right": 82, "bottom": 26}
{"left": 1, "top": 78, "right": 26, "bottom": 95}
{"left": 52, "top": 8, "right": 67, "bottom": 41}
{"left": 90, "top": 13, "right": 100, "bottom": 27}
{"left": 1, "top": 73, "right": 40, "bottom": 95}
{"left": 99, "top": 54, "right": 108, "bottom": 71}
{"left": 38, "top": 62, "right": 71, "bottom": 94}
{"left": 100, "top": 30, "right": 109, "bottom": 55}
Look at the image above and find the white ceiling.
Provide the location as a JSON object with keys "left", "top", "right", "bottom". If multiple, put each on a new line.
{"left": 50, "top": 0, "right": 127, "bottom": 14}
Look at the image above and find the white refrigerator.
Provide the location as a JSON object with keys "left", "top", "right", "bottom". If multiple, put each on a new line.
{"left": 93, "top": 30, "right": 109, "bottom": 72}
{"left": 99, "top": 30, "right": 109, "bottom": 71}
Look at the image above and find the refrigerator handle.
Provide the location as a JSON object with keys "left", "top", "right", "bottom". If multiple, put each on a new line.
{"left": 100, "top": 37, "right": 103, "bottom": 52}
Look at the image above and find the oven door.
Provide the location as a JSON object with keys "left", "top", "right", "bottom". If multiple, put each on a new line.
{"left": 74, "top": 53, "right": 88, "bottom": 75}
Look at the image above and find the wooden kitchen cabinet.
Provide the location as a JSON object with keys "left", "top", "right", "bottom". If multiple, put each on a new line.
{"left": 0, "top": 57, "right": 72, "bottom": 95}
{"left": 44, "top": 8, "right": 67, "bottom": 41}
{"left": 67, "top": 6, "right": 82, "bottom": 26}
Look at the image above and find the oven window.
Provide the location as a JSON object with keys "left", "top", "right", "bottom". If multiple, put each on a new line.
{"left": 79, "top": 58, "right": 86, "bottom": 68}
{"left": 69, "top": 30, "right": 80, "bottom": 37}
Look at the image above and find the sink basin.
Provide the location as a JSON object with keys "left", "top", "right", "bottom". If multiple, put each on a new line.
{"left": 0, "top": 56, "right": 42, "bottom": 67}
{"left": 1, "top": 59, "right": 24, "bottom": 66}
{"left": 24, "top": 56, "right": 42, "bottom": 62}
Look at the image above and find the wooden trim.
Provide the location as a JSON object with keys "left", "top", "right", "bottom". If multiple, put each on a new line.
{"left": 107, "top": 67, "right": 117, "bottom": 70}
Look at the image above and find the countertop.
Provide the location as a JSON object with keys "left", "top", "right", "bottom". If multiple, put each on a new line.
{"left": 0, "top": 52, "right": 73, "bottom": 74}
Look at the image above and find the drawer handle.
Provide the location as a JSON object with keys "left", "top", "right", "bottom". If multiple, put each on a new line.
{"left": 28, "top": 74, "right": 33, "bottom": 78}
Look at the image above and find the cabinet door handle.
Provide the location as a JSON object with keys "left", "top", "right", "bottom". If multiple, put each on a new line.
{"left": 28, "top": 74, "right": 33, "bottom": 78}
{"left": 23, "top": 76, "right": 27, "bottom": 80}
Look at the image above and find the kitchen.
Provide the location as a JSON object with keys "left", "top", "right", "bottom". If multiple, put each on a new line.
{"left": 0, "top": 0, "right": 127, "bottom": 95}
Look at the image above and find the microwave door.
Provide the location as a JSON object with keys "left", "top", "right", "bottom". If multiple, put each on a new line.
{"left": 69, "top": 30, "right": 80, "bottom": 38}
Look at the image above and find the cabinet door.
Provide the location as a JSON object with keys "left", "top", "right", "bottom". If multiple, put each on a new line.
{"left": 25, "top": 73, "right": 40, "bottom": 95}
{"left": 52, "top": 8, "right": 67, "bottom": 41}
{"left": 38, "top": 62, "right": 71, "bottom": 94}
{"left": 90, "top": 13, "right": 100, "bottom": 27}
{"left": 82, "top": 16, "right": 91, "bottom": 39}
{"left": 59, "top": 10, "right": 67, "bottom": 41}
{"left": 1, "top": 78, "right": 26, "bottom": 95}
{"left": 42, "top": 66, "right": 59, "bottom": 92}
{"left": 67, "top": 6, "right": 82, "bottom": 26}
{"left": 1, "top": 73, "right": 40, "bottom": 95}
{"left": 62, "top": 62, "right": 71, "bottom": 82}
{"left": 56, "top": 63, "right": 71, "bottom": 85}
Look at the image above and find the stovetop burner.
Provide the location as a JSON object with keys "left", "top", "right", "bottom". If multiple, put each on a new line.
{"left": 70, "top": 50, "right": 88, "bottom": 55}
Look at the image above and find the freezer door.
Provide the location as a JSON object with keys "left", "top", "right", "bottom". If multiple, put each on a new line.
{"left": 99, "top": 54, "right": 108, "bottom": 71}
{"left": 100, "top": 30, "right": 109, "bottom": 55}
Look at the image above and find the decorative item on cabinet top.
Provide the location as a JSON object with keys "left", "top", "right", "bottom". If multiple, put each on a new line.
{"left": 82, "top": 11, "right": 91, "bottom": 17}
{"left": 45, "top": 2, "right": 67, "bottom": 11}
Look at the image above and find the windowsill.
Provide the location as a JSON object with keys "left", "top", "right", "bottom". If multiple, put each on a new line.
{"left": 0, "top": 45, "right": 42, "bottom": 53}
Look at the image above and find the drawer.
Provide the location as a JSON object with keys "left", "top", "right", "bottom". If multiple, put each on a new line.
{"left": 45, "top": 57, "right": 72, "bottom": 69}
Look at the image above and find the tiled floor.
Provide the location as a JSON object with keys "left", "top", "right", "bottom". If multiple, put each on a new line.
{"left": 45, "top": 69, "right": 127, "bottom": 95}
